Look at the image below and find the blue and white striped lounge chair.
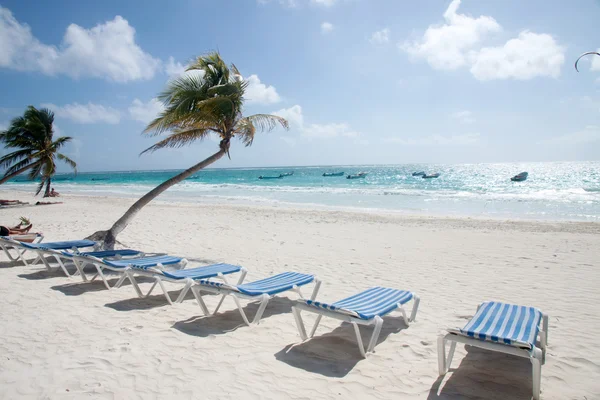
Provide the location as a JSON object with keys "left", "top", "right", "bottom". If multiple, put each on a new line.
{"left": 0, "top": 233, "right": 44, "bottom": 262}
{"left": 292, "top": 287, "right": 420, "bottom": 357}
{"left": 438, "top": 301, "right": 549, "bottom": 400}
{"left": 0, "top": 238, "right": 96, "bottom": 273}
{"left": 61, "top": 252, "right": 186, "bottom": 290}
{"left": 191, "top": 271, "right": 321, "bottom": 326}
{"left": 123, "top": 263, "right": 248, "bottom": 305}
{"left": 56, "top": 249, "right": 146, "bottom": 280}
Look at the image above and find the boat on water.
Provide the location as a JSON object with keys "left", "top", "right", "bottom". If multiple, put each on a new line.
{"left": 347, "top": 172, "right": 368, "bottom": 180}
{"left": 323, "top": 172, "right": 344, "bottom": 177}
{"left": 280, "top": 172, "right": 294, "bottom": 177}
{"left": 422, "top": 173, "right": 440, "bottom": 179}
{"left": 412, "top": 171, "right": 426, "bottom": 177}
{"left": 511, "top": 171, "right": 528, "bottom": 182}
{"left": 258, "top": 175, "right": 283, "bottom": 180}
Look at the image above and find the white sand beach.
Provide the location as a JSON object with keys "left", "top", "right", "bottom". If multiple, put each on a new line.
{"left": 1, "top": 189, "right": 599, "bottom": 399}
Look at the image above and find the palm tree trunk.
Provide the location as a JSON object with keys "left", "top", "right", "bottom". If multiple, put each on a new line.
{"left": 88, "top": 147, "right": 227, "bottom": 249}
{"left": 43, "top": 178, "right": 52, "bottom": 197}
{"left": 0, "top": 161, "right": 41, "bottom": 185}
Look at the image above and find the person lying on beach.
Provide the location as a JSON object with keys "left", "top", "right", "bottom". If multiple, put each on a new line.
{"left": 0, "top": 223, "right": 33, "bottom": 236}
{"left": 0, "top": 199, "right": 27, "bottom": 205}
{"left": 35, "top": 201, "right": 63, "bottom": 205}
{"left": 49, "top": 188, "right": 60, "bottom": 197}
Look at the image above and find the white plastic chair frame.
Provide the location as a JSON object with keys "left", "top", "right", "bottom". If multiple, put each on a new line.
{"left": 437, "top": 306, "right": 549, "bottom": 400}
{"left": 122, "top": 267, "right": 248, "bottom": 305}
{"left": 191, "top": 278, "right": 322, "bottom": 326}
{"left": 291, "top": 294, "right": 420, "bottom": 358}
{"left": 0, "top": 234, "right": 45, "bottom": 264}
{"left": 64, "top": 253, "right": 180, "bottom": 290}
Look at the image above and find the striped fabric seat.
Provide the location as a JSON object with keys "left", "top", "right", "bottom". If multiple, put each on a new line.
{"left": 199, "top": 272, "right": 314, "bottom": 296}
{"left": 448, "top": 301, "right": 543, "bottom": 349}
{"left": 103, "top": 255, "right": 183, "bottom": 269}
{"left": 305, "top": 287, "right": 414, "bottom": 320}
{"left": 150, "top": 263, "right": 242, "bottom": 280}
{"left": 20, "top": 239, "right": 96, "bottom": 250}
{"left": 64, "top": 249, "right": 142, "bottom": 258}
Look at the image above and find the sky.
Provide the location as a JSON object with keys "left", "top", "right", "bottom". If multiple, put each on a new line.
{"left": 0, "top": 0, "right": 599, "bottom": 172}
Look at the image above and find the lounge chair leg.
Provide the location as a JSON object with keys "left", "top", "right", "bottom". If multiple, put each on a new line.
{"left": 309, "top": 314, "right": 322, "bottom": 338}
{"left": 39, "top": 253, "right": 54, "bottom": 271}
{"left": 410, "top": 295, "right": 420, "bottom": 322}
{"left": 191, "top": 286, "right": 210, "bottom": 316}
{"left": 231, "top": 294, "right": 252, "bottom": 326}
{"left": 155, "top": 278, "right": 175, "bottom": 305}
{"left": 353, "top": 322, "right": 367, "bottom": 358}
{"left": 236, "top": 269, "right": 248, "bottom": 285}
{"left": 72, "top": 258, "right": 88, "bottom": 282}
{"left": 531, "top": 349, "right": 542, "bottom": 400}
{"left": 399, "top": 306, "right": 409, "bottom": 326}
{"left": 144, "top": 280, "right": 160, "bottom": 298}
{"left": 90, "top": 263, "right": 112, "bottom": 289}
{"left": 54, "top": 255, "right": 71, "bottom": 277}
{"left": 438, "top": 335, "right": 448, "bottom": 375}
{"left": 366, "top": 316, "right": 384, "bottom": 353}
{"left": 292, "top": 306, "right": 308, "bottom": 340}
{"left": 310, "top": 278, "right": 321, "bottom": 301}
{"left": 175, "top": 279, "right": 193, "bottom": 303}
{"left": 213, "top": 295, "right": 227, "bottom": 315}
{"left": 252, "top": 294, "right": 271, "bottom": 325}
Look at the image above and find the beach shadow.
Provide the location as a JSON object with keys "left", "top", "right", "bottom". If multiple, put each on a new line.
{"left": 18, "top": 268, "right": 71, "bottom": 280}
{"left": 0, "top": 259, "right": 27, "bottom": 269}
{"left": 428, "top": 345, "right": 533, "bottom": 400}
{"left": 275, "top": 315, "right": 408, "bottom": 378}
{"left": 172, "top": 296, "right": 294, "bottom": 337}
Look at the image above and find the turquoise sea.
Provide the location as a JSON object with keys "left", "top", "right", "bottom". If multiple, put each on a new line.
{"left": 5, "top": 162, "right": 600, "bottom": 221}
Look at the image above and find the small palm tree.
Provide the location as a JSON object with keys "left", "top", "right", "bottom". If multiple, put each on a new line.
{"left": 89, "top": 52, "right": 288, "bottom": 248}
{"left": 0, "top": 106, "right": 76, "bottom": 197}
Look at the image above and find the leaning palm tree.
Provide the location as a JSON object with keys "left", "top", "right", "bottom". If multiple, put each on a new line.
{"left": 0, "top": 106, "right": 77, "bottom": 197}
{"left": 88, "top": 52, "right": 288, "bottom": 249}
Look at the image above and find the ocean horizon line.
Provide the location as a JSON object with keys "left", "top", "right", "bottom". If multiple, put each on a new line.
{"left": 49, "top": 159, "right": 600, "bottom": 175}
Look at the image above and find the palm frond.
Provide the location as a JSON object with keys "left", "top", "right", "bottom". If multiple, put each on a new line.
{"left": 27, "top": 161, "right": 43, "bottom": 180}
{"left": 243, "top": 114, "right": 289, "bottom": 132}
{"left": 51, "top": 136, "right": 73, "bottom": 151}
{"left": 34, "top": 178, "right": 46, "bottom": 196}
{"left": 4, "top": 157, "right": 34, "bottom": 176}
{"left": 140, "top": 128, "right": 212, "bottom": 154}
{"left": 234, "top": 118, "right": 257, "bottom": 147}
{"left": 0, "top": 149, "right": 34, "bottom": 169}
{"left": 56, "top": 153, "right": 77, "bottom": 173}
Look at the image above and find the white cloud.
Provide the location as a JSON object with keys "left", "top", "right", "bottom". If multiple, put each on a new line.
{"left": 401, "top": 0, "right": 564, "bottom": 80}
{"left": 451, "top": 110, "right": 475, "bottom": 124}
{"left": 311, "top": 0, "right": 337, "bottom": 6}
{"left": 321, "top": 22, "right": 334, "bottom": 34}
{"left": 401, "top": 0, "right": 500, "bottom": 70}
{"left": 385, "top": 133, "right": 480, "bottom": 146}
{"left": 470, "top": 31, "right": 564, "bottom": 80}
{"left": 245, "top": 74, "right": 281, "bottom": 105}
{"left": 303, "top": 123, "right": 359, "bottom": 138}
{"left": 43, "top": 102, "right": 121, "bottom": 124}
{"left": 273, "top": 105, "right": 304, "bottom": 129}
{"left": 258, "top": 0, "right": 337, "bottom": 6}
{"left": 0, "top": 8, "right": 161, "bottom": 82}
{"left": 165, "top": 56, "right": 186, "bottom": 77}
{"left": 272, "top": 105, "right": 361, "bottom": 140}
{"left": 370, "top": 28, "right": 390, "bottom": 44}
{"left": 279, "top": 136, "right": 297, "bottom": 146}
{"left": 545, "top": 125, "right": 600, "bottom": 145}
{"left": 129, "top": 98, "right": 165, "bottom": 124}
